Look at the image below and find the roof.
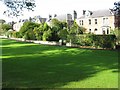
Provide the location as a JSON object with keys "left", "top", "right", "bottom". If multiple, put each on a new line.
{"left": 54, "top": 14, "right": 73, "bottom": 21}
{"left": 39, "top": 18, "right": 47, "bottom": 23}
{"left": 55, "top": 14, "right": 67, "bottom": 21}
{"left": 78, "top": 9, "right": 114, "bottom": 19}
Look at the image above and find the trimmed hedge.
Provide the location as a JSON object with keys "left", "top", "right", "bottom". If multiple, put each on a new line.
{"left": 74, "top": 34, "right": 116, "bottom": 49}
{"left": 91, "top": 35, "right": 116, "bottom": 49}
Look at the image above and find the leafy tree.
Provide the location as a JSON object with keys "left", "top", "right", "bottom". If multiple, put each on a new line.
{"left": 112, "top": 28, "right": 120, "bottom": 44}
{"left": 33, "top": 27, "right": 43, "bottom": 40}
{"left": 19, "top": 21, "right": 39, "bottom": 40}
{"left": 42, "top": 29, "right": 52, "bottom": 41}
{"left": 1, "top": 0, "right": 36, "bottom": 17}
{"left": 1, "top": 24, "right": 12, "bottom": 32}
{"left": 68, "top": 21, "right": 86, "bottom": 44}
{"left": 43, "top": 23, "right": 49, "bottom": 31}
{"left": 58, "top": 28, "right": 68, "bottom": 40}
{"left": 0, "top": 19, "right": 6, "bottom": 24}
{"left": 113, "top": 1, "right": 120, "bottom": 28}
{"left": 19, "top": 21, "right": 39, "bottom": 37}
{"left": 113, "top": 1, "right": 120, "bottom": 15}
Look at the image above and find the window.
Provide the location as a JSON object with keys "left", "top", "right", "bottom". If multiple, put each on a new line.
{"left": 103, "top": 18, "right": 108, "bottom": 25}
{"left": 82, "top": 20, "right": 84, "bottom": 25}
{"left": 79, "top": 20, "right": 81, "bottom": 25}
{"left": 89, "top": 29, "right": 91, "bottom": 33}
{"left": 95, "top": 19, "right": 97, "bottom": 24}
{"left": 107, "top": 28, "right": 109, "bottom": 34}
{"left": 94, "top": 28, "right": 97, "bottom": 31}
{"left": 89, "top": 19, "right": 91, "bottom": 25}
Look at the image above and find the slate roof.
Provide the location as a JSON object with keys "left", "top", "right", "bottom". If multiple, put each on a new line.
{"left": 79, "top": 9, "right": 114, "bottom": 19}
{"left": 54, "top": 14, "right": 73, "bottom": 21}
{"left": 39, "top": 18, "right": 47, "bottom": 23}
{"left": 55, "top": 14, "right": 67, "bottom": 21}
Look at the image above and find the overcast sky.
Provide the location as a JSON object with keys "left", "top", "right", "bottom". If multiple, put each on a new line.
{"left": 0, "top": 0, "right": 118, "bottom": 22}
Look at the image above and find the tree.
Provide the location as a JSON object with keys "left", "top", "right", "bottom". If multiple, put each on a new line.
{"left": 1, "top": 24, "right": 12, "bottom": 32}
{"left": 43, "top": 23, "right": 50, "bottom": 31}
{"left": 112, "top": 28, "right": 120, "bottom": 45}
{"left": 1, "top": 0, "right": 36, "bottom": 17}
{"left": 0, "top": 19, "right": 6, "bottom": 24}
{"left": 68, "top": 21, "right": 86, "bottom": 44}
{"left": 58, "top": 28, "right": 68, "bottom": 40}
{"left": 113, "top": 1, "right": 120, "bottom": 15}
{"left": 42, "top": 29, "right": 52, "bottom": 41}
{"left": 113, "top": 1, "right": 120, "bottom": 28}
{"left": 33, "top": 26, "right": 43, "bottom": 40}
{"left": 19, "top": 21, "right": 39, "bottom": 39}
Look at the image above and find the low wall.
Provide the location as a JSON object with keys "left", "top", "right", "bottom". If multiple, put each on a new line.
{"left": 33, "top": 41, "right": 60, "bottom": 46}
{"left": 0, "top": 36, "right": 61, "bottom": 46}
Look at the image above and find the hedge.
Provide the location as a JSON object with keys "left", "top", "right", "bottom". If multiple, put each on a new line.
{"left": 72, "top": 34, "right": 116, "bottom": 49}
{"left": 91, "top": 35, "right": 116, "bottom": 49}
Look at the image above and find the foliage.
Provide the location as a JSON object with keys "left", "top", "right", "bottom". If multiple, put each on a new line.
{"left": 0, "top": 19, "right": 6, "bottom": 24}
{"left": 12, "top": 31, "right": 22, "bottom": 38}
{"left": 51, "top": 19, "right": 63, "bottom": 31}
{"left": 112, "top": 28, "right": 120, "bottom": 44}
{"left": 1, "top": 24, "right": 12, "bottom": 32}
{"left": 92, "top": 35, "right": 116, "bottom": 48}
{"left": 42, "top": 29, "right": 52, "bottom": 41}
{"left": 23, "top": 30, "right": 36, "bottom": 40}
{"left": 113, "top": 1, "right": 120, "bottom": 15}
{"left": 33, "top": 27, "right": 42, "bottom": 40}
{"left": 23, "top": 32, "right": 29, "bottom": 40}
{"left": 58, "top": 28, "right": 68, "bottom": 40}
{"left": 19, "top": 21, "right": 39, "bottom": 38}
{"left": 6, "top": 30, "right": 13, "bottom": 38}
{"left": 2, "top": 0, "right": 36, "bottom": 17}
{"left": 76, "top": 34, "right": 93, "bottom": 46}
{"left": 43, "top": 23, "right": 50, "bottom": 31}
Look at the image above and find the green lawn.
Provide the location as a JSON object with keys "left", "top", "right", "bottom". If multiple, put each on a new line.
{"left": 1, "top": 39, "right": 118, "bottom": 88}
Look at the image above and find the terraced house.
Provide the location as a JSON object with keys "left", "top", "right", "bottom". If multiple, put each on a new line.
{"left": 76, "top": 9, "right": 116, "bottom": 34}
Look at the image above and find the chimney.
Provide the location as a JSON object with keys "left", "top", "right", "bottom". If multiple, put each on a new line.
{"left": 89, "top": 11, "right": 93, "bottom": 15}
{"left": 54, "top": 14, "right": 57, "bottom": 18}
{"left": 49, "top": 14, "right": 52, "bottom": 20}
{"left": 83, "top": 10, "right": 86, "bottom": 15}
{"left": 73, "top": 10, "right": 77, "bottom": 20}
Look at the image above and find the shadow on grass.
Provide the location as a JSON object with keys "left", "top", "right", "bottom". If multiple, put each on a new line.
{"left": 2, "top": 39, "right": 118, "bottom": 88}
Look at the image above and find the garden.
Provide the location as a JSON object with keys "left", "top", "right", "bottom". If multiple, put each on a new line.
{"left": 1, "top": 39, "right": 118, "bottom": 88}
{"left": 0, "top": 18, "right": 119, "bottom": 88}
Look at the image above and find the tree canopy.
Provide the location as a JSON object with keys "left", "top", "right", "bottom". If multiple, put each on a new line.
{"left": 1, "top": 0, "right": 36, "bottom": 17}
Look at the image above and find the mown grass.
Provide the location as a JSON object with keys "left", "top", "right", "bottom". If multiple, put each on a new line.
{"left": 1, "top": 39, "right": 118, "bottom": 88}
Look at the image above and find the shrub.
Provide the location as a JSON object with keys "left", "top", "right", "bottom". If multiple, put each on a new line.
{"left": 91, "top": 35, "right": 116, "bottom": 48}
{"left": 42, "top": 29, "right": 52, "bottom": 41}
{"left": 19, "top": 21, "right": 39, "bottom": 37}
{"left": 6, "top": 31, "right": 13, "bottom": 38}
{"left": 76, "top": 34, "right": 93, "bottom": 46}
{"left": 23, "top": 32, "right": 29, "bottom": 40}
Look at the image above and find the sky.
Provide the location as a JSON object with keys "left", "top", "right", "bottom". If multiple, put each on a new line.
{"left": 0, "top": 0, "right": 118, "bottom": 22}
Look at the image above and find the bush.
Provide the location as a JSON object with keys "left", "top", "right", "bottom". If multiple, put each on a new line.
{"left": 23, "top": 32, "right": 29, "bottom": 40}
{"left": 68, "top": 34, "right": 116, "bottom": 49}
{"left": 76, "top": 34, "right": 93, "bottom": 46}
{"left": 12, "top": 31, "right": 22, "bottom": 38}
{"left": 92, "top": 35, "right": 116, "bottom": 48}
{"left": 19, "top": 21, "right": 39, "bottom": 37}
{"left": 42, "top": 29, "right": 52, "bottom": 41}
{"left": 6, "top": 31, "right": 13, "bottom": 38}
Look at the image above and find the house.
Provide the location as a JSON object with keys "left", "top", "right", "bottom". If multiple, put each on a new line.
{"left": 13, "top": 16, "right": 47, "bottom": 31}
{"left": 13, "top": 19, "right": 28, "bottom": 31}
{"left": 76, "top": 9, "right": 115, "bottom": 34}
{"left": 47, "top": 11, "right": 77, "bottom": 28}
